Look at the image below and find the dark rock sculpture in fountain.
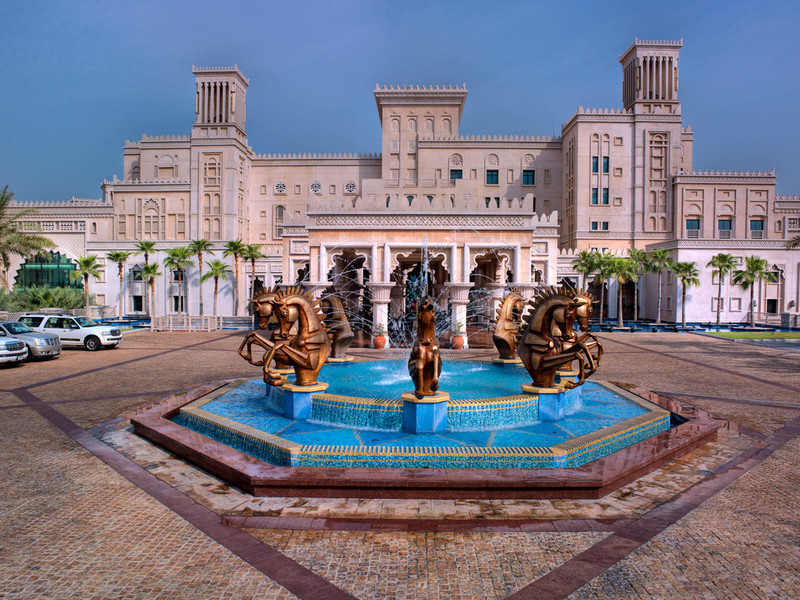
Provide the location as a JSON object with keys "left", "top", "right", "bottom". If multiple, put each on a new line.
{"left": 517, "top": 287, "right": 604, "bottom": 389}
{"left": 407, "top": 296, "right": 442, "bottom": 398}
{"left": 321, "top": 293, "right": 354, "bottom": 359}
{"left": 238, "top": 286, "right": 331, "bottom": 387}
{"left": 492, "top": 290, "right": 525, "bottom": 359}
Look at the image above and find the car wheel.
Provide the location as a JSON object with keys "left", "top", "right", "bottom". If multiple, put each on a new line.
{"left": 84, "top": 336, "right": 101, "bottom": 351}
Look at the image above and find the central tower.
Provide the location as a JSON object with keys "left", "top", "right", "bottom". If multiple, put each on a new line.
{"left": 619, "top": 38, "right": 682, "bottom": 114}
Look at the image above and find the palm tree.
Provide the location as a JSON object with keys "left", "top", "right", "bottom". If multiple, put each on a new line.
{"left": 673, "top": 262, "right": 701, "bottom": 327}
{"left": 106, "top": 250, "right": 134, "bottom": 318}
{"left": 648, "top": 249, "right": 676, "bottom": 325}
{"left": 134, "top": 241, "right": 156, "bottom": 316}
{"left": 162, "top": 247, "right": 194, "bottom": 314}
{"left": 610, "top": 257, "right": 638, "bottom": 328}
{"left": 188, "top": 239, "right": 214, "bottom": 315}
{"left": 0, "top": 185, "right": 55, "bottom": 289}
{"left": 786, "top": 235, "right": 800, "bottom": 249}
{"left": 706, "top": 253, "right": 737, "bottom": 325}
{"left": 200, "top": 259, "right": 232, "bottom": 316}
{"left": 140, "top": 263, "right": 160, "bottom": 318}
{"left": 571, "top": 250, "right": 600, "bottom": 288}
{"left": 732, "top": 256, "right": 776, "bottom": 327}
{"left": 223, "top": 239, "right": 246, "bottom": 316}
{"left": 627, "top": 248, "right": 649, "bottom": 322}
{"left": 241, "top": 243, "right": 265, "bottom": 306}
{"left": 69, "top": 254, "right": 102, "bottom": 316}
{"left": 592, "top": 253, "right": 615, "bottom": 325}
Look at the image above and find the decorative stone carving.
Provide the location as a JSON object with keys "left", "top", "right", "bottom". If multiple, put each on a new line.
{"left": 523, "top": 154, "right": 535, "bottom": 167}
{"left": 450, "top": 154, "right": 462, "bottom": 166}
{"left": 487, "top": 154, "right": 499, "bottom": 166}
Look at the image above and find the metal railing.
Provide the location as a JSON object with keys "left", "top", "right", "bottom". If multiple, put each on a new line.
{"left": 150, "top": 315, "right": 254, "bottom": 332}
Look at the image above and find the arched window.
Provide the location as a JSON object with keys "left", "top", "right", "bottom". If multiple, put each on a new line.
{"left": 212, "top": 193, "right": 221, "bottom": 215}
{"left": 212, "top": 218, "right": 221, "bottom": 240}
{"left": 407, "top": 195, "right": 414, "bottom": 206}
{"left": 203, "top": 194, "right": 211, "bottom": 213}
{"left": 442, "top": 118, "right": 451, "bottom": 134}
{"left": 144, "top": 207, "right": 159, "bottom": 239}
{"left": 203, "top": 157, "right": 220, "bottom": 186}
{"left": 203, "top": 218, "right": 211, "bottom": 239}
{"left": 131, "top": 165, "right": 140, "bottom": 181}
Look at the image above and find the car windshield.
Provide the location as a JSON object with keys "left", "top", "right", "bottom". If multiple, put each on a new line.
{"left": 74, "top": 317, "right": 99, "bottom": 327}
{"left": 3, "top": 323, "right": 33, "bottom": 334}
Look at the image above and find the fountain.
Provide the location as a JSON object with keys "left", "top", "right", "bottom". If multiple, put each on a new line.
{"left": 131, "top": 272, "right": 720, "bottom": 499}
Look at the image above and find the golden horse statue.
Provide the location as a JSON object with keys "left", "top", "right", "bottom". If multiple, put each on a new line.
{"left": 320, "top": 294, "right": 354, "bottom": 359}
{"left": 238, "top": 286, "right": 331, "bottom": 387}
{"left": 407, "top": 296, "right": 442, "bottom": 398}
{"left": 517, "top": 287, "right": 603, "bottom": 389}
{"left": 492, "top": 290, "right": 525, "bottom": 359}
{"left": 238, "top": 287, "right": 291, "bottom": 371}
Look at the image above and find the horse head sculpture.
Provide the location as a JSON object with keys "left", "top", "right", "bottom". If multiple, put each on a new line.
{"left": 492, "top": 290, "right": 525, "bottom": 359}
{"left": 407, "top": 296, "right": 442, "bottom": 398}
{"left": 517, "top": 286, "right": 603, "bottom": 389}
{"left": 238, "top": 286, "right": 331, "bottom": 387}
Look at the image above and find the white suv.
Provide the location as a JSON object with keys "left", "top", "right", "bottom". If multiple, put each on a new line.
{"left": 18, "top": 314, "right": 122, "bottom": 351}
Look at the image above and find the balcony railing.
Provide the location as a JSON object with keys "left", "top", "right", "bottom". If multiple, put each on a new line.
{"left": 749, "top": 230, "right": 764, "bottom": 239}
{"left": 717, "top": 230, "right": 732, "bottom": 239}
{"left": 686, "top": 229, "right": 700, "bottom": 239}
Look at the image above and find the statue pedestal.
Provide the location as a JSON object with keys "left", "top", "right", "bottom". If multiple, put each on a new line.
{"left": 492, "top": 358, "right": 523, "bottom": 366}
{"left": 521, "top": 384, "right": 582, "bottom": 421}
{"left": 326, "top": 357, "right": 353, "bottom": 365}
{"left": 281, "top": 382, "right": 328, "bottom": 419}
{"left": 401, "top": 391, "right": 449, "bottom": 433}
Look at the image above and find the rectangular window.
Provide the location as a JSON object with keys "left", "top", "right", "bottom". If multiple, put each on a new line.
{"left": 117, "top": 216, "right": 126, "bottom": 238}
{"left": 507, "top": 169, "right": 514, "bottom": 183}
{"left": 543, "top": 169, "right": 551, "bottom": 184}
{"left": 522, "top": 170, "right": 535, "bottom": 185}
{"left": 750, "top": 219, "right": 764, "bottom": 239}
{"left": 172, "top": 295, "right": 184, "bottom": 312}
{"left": 730, "top": 298, "right": 742, "bottom": 312}
{"left": 591, "top": 157, "right": 598, "bottom": 173}
{"left": 711, "top": 297, "right": 720, "bottom": 312}
{"left": 686, "top": 218, "right": 700, "bottom": 239}
{"left": 591, "top": 188, "right": 598, "bottom": 204}
{"left": 602, "top": 188, "right": 609, "bottom": 204}
{"left": 591, "top": 222, "right": 598, "bottom": 231}
{"left": 718, "top": 219, "right": 732, "bottom": 239}
{"left": 602, "top": 222, "right": 609, "bottom": 231}
{"left": 486, "top": 170, "right": 498, "bottom": 185}
{"left": 132, "top": 295, "right": 143, "bottom": 312}
{"left": 449, "top": 169, "right": 462, "bottom": 181}
{"left": 603, "top": 157, "right": 609, "bottom": 173}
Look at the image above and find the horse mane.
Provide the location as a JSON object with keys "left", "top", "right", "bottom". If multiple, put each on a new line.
{"left": 273, "top": 286, "right": 327, "bottom": 332}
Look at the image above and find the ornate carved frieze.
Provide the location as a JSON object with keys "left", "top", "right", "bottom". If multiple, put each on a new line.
{"left": 312, "top": 214, "right": 529, "bottom": 229}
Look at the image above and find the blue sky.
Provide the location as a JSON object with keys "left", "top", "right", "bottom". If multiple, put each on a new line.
{"left": 2, "top": 0, "right": 799, "bottom": 200}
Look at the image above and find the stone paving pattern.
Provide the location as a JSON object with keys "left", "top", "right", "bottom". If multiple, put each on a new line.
{"left": 0, "top": 331, "right": 798, "bottom": 599}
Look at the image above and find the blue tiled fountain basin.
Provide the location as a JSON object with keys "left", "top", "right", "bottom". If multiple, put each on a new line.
{"left": 173, "top": 360, "right": 671, "bottom": 469}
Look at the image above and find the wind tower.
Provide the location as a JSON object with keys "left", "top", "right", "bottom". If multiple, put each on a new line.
{"left": 620, "top": 38, "right": 682, "bottom": 115}
{"left": 190, "top": 66, "right": 251, "bottom": 242}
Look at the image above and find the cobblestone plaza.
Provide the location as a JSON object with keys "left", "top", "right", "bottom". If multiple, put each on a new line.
{"left": 1, "top": 330, "right": 799, "bottom": 599}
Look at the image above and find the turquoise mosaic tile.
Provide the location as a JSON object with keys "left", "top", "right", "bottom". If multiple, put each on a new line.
{"left": 172, "top": 364, "right": 673, "bottom": 470}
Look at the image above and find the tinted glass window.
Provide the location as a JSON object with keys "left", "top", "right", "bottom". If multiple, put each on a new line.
{"left": 4, "top": 323, "right": 32, "bottom": 334}
{"left": 19, "top": 316, "right": 44, "bottom": 327}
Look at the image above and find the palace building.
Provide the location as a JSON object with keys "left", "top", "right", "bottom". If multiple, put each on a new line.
{"left": 10, "top": 39, "right": 800, "bottom": 337}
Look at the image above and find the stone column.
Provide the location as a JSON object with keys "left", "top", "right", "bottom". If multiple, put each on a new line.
{"left": 368, "top": 282, "right": 394, "bottom": 346}
{"left": 446, "top": 282, "right": 472, "bottom": 349}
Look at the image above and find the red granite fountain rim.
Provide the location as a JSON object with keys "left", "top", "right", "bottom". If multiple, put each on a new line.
{"left": 130, "top": 379, "right": 721, "bottom": 499}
